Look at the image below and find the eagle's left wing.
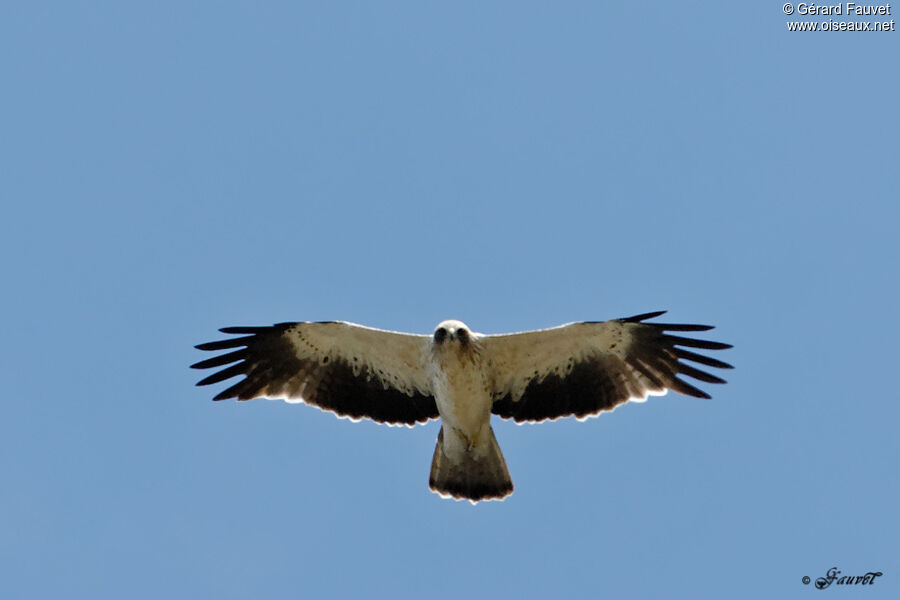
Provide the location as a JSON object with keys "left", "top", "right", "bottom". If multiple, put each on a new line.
{"left": 192, "top": 321, "right": 438, "bottom": 426}
{"left": 483, "top": 311, "right": 733, "bottom": 423}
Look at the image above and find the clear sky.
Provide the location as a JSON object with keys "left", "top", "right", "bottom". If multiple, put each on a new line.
{"left": 2, "top": 3, "right": 897, "bottom": 599}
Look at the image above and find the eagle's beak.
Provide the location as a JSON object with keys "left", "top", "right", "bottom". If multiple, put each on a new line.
{"left": 448, "top": 330, "right": 456, "bottom": 341}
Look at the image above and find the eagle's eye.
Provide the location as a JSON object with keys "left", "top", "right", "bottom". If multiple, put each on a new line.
{"left": 434, "top": 327, "right": 448, "bottom": 343}
{"left": 456, "top": 328, "right": 469, "bottom": 343}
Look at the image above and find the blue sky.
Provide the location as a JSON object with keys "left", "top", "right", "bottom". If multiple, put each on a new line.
{"left": 2, "top": 3, "right": 897, "bottom": 598}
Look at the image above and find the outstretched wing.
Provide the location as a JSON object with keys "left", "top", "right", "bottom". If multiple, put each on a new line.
{"left": 484, "top": 311, "right": 732, "bottom": 423}
{"left": 191, "top": 321, "right": 438, "bottom": 426}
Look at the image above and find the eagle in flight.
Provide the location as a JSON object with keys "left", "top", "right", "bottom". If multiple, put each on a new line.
{"left": 192, "top": 311, "right": 732, "bottom": 503}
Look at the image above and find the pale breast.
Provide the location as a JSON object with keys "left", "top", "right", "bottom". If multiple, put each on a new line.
{"left": 428, "top": 348, "right": 493, "bottom": 439}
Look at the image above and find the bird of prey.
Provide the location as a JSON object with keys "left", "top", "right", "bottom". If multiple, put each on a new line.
{"left": 192, "top": 311, "right": 732, "bottom": 503}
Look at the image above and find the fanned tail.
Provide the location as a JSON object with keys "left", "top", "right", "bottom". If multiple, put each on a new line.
{"left": 428, "top": 426, "right": 513, "bottom": 503}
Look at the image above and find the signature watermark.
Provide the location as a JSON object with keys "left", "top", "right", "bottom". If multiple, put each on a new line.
{"left": 802, "top": 567, "right": 883, "bottom": 589}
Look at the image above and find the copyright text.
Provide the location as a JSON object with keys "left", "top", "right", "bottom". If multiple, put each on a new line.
{"left": 784, "top": 3, "right": 895, "bottom": 30}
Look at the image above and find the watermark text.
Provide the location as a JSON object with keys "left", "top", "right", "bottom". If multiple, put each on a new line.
{"left": 784, "top": 3, "right": 895, "bottom": 30}
{"left": 801, "top": 567, "right": 883, "bottom": 589}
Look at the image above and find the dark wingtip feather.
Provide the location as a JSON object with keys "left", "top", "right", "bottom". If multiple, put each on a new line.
{"left": 194, "top": 337, "right": 254, "bottom": 351}
{"left": 655, "top": 323, "right": 715, "bottom": 332}
{"left": 624, "top": 310, "right": 667, "bottom": 322}
{"left": 215, "top": 376, "right": 255, "bottom": 399}
{"left": 679, "top": 364, "right": 727, "bottom": 385}
{"left": 669, "top": 377, "right": 712, "bottom": 399}
{"left": 212, "top": 389, "right": 236, "bottom": 401}
{"left": 674, "top": 348, "right": 734, "bottom": 370}
{"left": 663, "top": 335, "right": 733, "bottom": 350}
{"left": 219, "top": 326, "right": 270, "bottom": 334}
{"left": 190, "top": 349, "right": 247, "bottom": 370}
{"left": 196, "top": 363, "right": 247, "bottom": 387}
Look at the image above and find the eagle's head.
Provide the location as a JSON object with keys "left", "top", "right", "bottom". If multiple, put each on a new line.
{"left": 433, "top": 320, "right": 474, "bottom": 349}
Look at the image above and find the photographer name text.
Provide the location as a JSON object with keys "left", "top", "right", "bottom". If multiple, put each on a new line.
{"left": 790, "top": 3, "right": 891, "bottom": 14}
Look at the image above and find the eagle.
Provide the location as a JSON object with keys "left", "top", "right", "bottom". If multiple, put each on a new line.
{"left": 192, "top": 311, "right": 732, "bottom": 503}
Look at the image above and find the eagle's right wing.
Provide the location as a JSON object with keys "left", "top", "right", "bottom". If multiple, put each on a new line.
{"left": 482, "top": 311, "right": 733, "bottom": 423}
{"left": 192, "top": 321, "right": 438, "bottom": 426}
